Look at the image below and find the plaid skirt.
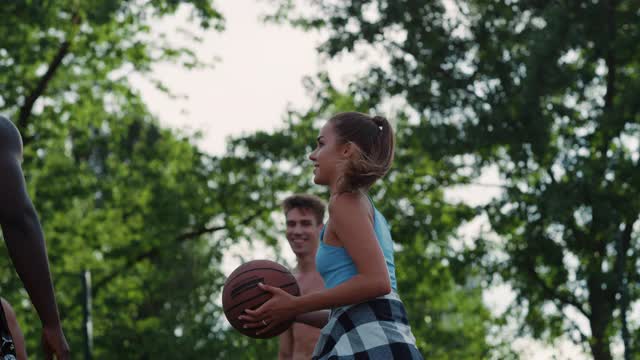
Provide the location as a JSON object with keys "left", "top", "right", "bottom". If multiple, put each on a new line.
{"left": 312, "top": 292, "right": 423, "bottom": 360}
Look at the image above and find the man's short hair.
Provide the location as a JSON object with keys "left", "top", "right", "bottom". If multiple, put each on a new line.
{"left": 282, "top": 194, "right": 326, "bottom": 225}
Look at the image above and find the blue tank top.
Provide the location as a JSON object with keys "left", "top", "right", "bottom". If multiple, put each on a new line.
{"left": 315, "top": 198, "right": 397, "bottom": 291}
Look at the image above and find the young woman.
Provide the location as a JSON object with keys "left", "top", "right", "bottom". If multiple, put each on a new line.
{"left": 240, "top": 112, "right": 423, "bottom": 359}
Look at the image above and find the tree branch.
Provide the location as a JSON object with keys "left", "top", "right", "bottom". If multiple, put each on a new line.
{"left": 603, "top": 0, "right": 617, "bottom": 113}
{"left": 545, "top": 168, "right": 558, "bottom": 186}
{"left": 92, "top": 210, "right": 267, "bottom": 296}
{"left": 17, "top": 13, "right": 80, "bottom": 141}
{"left": 92, "top": 224, "right": 226, "bottom": 296}
{"left": 611, "top": 221, "right": 632, "bottom": 299}
{"left": 566, "top": 217, "right": 590, "bottom": 251}
{"left": 598, "top": 0, "right": 618, "bottom": 161}
{"left": 566, "top": 316, "right": 590, "bottom": 348}
{"left": 614, "top": 217, "right": 635, "bottom": 360}
{"left": 452, "top": 0, "right": 469, "bottom": 17}
{"left": 526, "top": 263, "right": 591, "bottom": 319}
{"left": 18, "top": 40, "right": 71, "bottom": 136}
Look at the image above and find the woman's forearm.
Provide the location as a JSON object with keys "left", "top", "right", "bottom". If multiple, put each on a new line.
{"left": 295, "top": 310, "right": 330, "bottom": 329}
{"left": 293, "top": 274, "right": 390, "bottom": 315}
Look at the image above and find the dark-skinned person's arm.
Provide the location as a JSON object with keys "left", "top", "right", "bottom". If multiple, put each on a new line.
{"left": 0, "top": 116, "right": 70, "bottom": 360}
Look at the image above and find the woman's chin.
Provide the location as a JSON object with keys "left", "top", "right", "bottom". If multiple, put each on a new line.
{"left": 312, "top": 176, "right": 325, "bottom": 185}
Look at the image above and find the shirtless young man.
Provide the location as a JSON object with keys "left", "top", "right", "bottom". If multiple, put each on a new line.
{"left": 1, "top": 298, "right": 28, "bottom": 360}
{"left": 0, "top": 115, "right": 70, "bottom": 359}
{"left": 279, "top": 194, "right": 326, "bottom": 360}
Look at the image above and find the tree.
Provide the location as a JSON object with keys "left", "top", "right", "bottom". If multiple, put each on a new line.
{"left": 222, "top": 76, "right": 494, "bottom": 358}
{"left": 270, "top": 1, "right": 640, "bottom": 359}
{"left": 0, "top": 1, "right": 315, "bottom": 357}
{"left": 0, "top": 1, "right": 240, "bottom": 358}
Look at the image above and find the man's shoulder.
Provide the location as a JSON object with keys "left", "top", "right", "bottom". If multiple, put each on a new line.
{"left": 0, "top": 115, "right": 16, "bottom": 132}
{"left": 0, "top": 115, "right": 22, "bottom": 154}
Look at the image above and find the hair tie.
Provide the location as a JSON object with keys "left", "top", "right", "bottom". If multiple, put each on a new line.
{"left": 372, "top": 116, "right": 385, "bottom": 131}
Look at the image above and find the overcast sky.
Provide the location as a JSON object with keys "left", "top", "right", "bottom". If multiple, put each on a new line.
{"left": 132, "top": 0, "right": 360, "bottom": 156}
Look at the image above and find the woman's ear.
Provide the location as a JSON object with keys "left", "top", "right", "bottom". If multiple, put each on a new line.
{"left": 341, "top": 142, "right": 357, "bottom": 159}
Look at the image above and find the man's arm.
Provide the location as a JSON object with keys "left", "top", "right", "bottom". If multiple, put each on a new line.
{"left": 0, "top": 115, "right": 69, "bottom": 358}
{"left": 0, "top": 115, "right": 60, "bottom": 326}
{"left": 278, "top": 327, "right": 294, "bottom": 360}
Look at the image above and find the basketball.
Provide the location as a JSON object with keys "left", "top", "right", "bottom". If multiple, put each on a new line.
{"left": 222, "top": 259, "right": 300, "bottom": 339}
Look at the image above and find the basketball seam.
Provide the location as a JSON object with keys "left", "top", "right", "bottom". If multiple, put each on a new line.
{"left": 225, "top": 282, "right": 299, "bottom": 314}
{"left": 226, "top": 267, "right": 292, "bottom": 284}
{"left": 230, "top": 277, "right": 265, "bottom": 298}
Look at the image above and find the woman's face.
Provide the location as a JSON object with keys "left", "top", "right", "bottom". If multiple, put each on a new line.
{"left": 308, "top": 122, "right": 346, "bottom": 187}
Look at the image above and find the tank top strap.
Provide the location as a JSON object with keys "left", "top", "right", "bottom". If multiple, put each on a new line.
{"left": 320, "top": 224, "right": 327, "bottom": 242}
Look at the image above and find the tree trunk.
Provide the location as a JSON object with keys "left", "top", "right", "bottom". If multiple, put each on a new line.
{"left": 589, "top": 285, "right": 613, "bottom": 360}
{"left": 589, "top": 335, "right": 612, "bottom": 360}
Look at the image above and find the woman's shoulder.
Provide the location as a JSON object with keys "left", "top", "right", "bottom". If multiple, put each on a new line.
{"left": 328, "top": 192, "right": 369, "bottom": 217}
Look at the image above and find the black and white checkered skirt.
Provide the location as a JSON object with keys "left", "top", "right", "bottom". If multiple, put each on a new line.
{"left": 312, "top": 292, "right": 423, "bottom": 360}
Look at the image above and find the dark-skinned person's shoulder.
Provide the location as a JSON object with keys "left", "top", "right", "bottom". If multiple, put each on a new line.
{"left": 0, "top": 115, "right": 26, "bottom": 223}
{"left": 0, "top": 115, "right": 22, "bottom": 155}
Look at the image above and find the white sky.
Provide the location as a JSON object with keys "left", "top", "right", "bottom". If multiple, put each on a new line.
{"left": 132, "top": 0, "right": 359, "bottom": 155}
{"left": 131, "top": 1, "right": 597, "bottom": 358}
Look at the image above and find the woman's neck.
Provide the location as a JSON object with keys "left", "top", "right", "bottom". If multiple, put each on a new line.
{"left": 329, "top": 187, "right": 366, "bottom": 198}
{"left": 328, "top": 179, "right": 339, "bottom": 195}
{"left": 328, "top": 175, "right": 367, "bottom": 196}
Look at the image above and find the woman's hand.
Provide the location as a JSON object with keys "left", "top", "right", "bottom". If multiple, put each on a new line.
{"left": 238, "top": 283, "right": 299, "bottom": 336}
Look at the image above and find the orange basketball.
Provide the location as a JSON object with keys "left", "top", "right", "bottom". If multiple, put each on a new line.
{"left": 222, "top": 259, "right": 300, "bottom": 339}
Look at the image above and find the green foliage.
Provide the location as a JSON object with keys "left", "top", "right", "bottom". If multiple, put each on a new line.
{"left": 0, "top": 1, "right": 237, "bottom": 358}
{"left": 271, "top": 0, "right": 640, "bottom": 359}
{"left": 222, "top": 76, "right": 494, "bottom": 358}
{"left": 9, "top": 0, "right": 636, "bottom": 359}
